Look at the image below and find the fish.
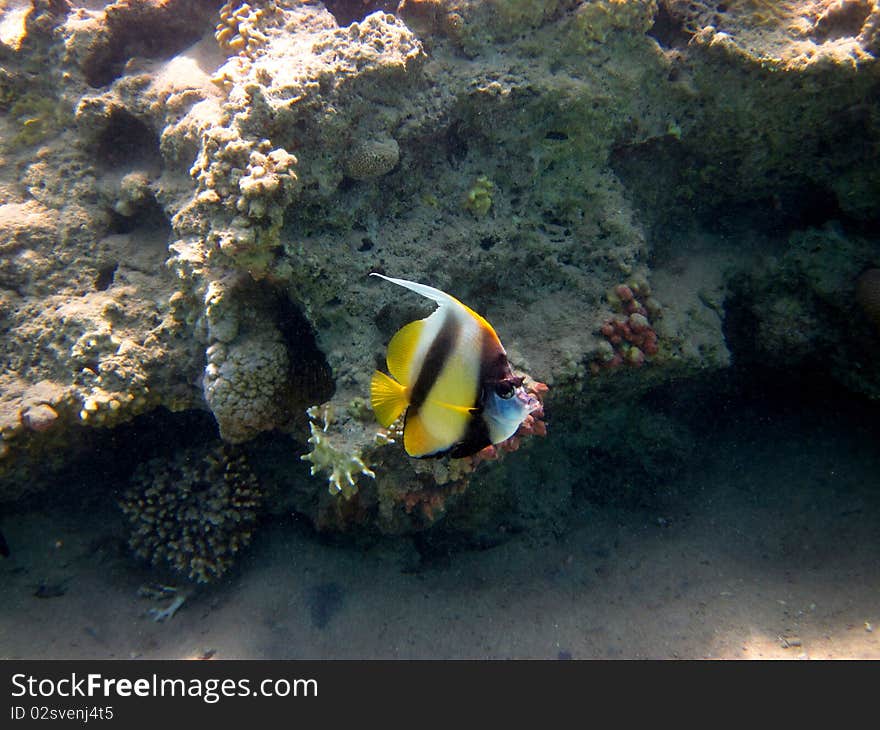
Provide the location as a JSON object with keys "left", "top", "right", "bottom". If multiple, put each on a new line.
{"left": 370, "top": 273, "right": 540, "bottom": 458}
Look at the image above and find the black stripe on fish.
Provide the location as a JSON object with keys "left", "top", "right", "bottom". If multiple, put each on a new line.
{"left": 449, "top": 328, "right": 516, "bottom": 458}
{"left": 408, "top": 312, "right": 461, "bottom": 415}
{"left": 0, "top": 530, "right": 9, "bottom": 558}
{"left": 449, "top": 409, "right": 491, "bottom": 458}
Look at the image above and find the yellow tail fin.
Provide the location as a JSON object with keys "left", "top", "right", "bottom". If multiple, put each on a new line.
{"left": 370, "top": 370, "right": 409, "bottom": 427}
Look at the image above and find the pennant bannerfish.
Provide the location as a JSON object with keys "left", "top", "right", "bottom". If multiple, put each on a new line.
{"left": 370, "top": 273, "right": 540, "bottom": 458}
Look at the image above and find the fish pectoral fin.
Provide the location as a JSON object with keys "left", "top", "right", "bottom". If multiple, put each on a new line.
{"left": 370, "top": 370, "right": 409, "bottom": 428}
{"left": 431, "top": 399, "right": 474, "bottom": 415}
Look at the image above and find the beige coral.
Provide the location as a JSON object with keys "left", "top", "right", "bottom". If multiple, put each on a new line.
{"left": 113, "top": 171, "right": 152, "bottom": 217}
{"left": 203, "top": 325, "right": 290, "bottom": 444}
{"left": 215, "top": 1, "right": 278, "bottom": 59}
{"left": 344, "top": 138, "right": 400, "bottom": 180}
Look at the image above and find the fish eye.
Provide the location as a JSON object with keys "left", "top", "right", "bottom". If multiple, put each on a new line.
{"left": 496, "top": 382, "right": 515, "bottom": 399}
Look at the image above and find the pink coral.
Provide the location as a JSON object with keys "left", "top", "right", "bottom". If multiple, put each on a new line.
{"left": 592, "top": 279, "right": 661, "bottom": 374}
{"left": 401, "top": 481, "right": 467, "bottom": 522}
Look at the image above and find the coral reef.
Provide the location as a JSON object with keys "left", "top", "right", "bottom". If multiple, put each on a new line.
{"left": 120, "top": 443, "right": 262, "bottom": 583}
{"left": 658, "top": 0, "right": 880, "bottom": 65}
{"left": 400, "top": 479, "right": 468, "bottom": 522}
{"left": 4, "top": 91, "right": 71, "bottom": 148}
{"left": 73, "top": 0, "right": 220, "bottom": 88}
{"left": 203, "top": 326, "right": 290, "bottom": 444}
{"left": 0, "top": 0, "right": 877, "bottom": 540}
{"left": 214, "top": 1, "right": 279, "bottom": 59}
{"left": 625, "top": 0, "right": 880, "bottom": 229}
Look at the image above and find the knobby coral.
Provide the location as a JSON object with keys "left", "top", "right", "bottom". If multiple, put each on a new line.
{"left": 215, "top": 1, "right": 279, "bottom": 58}
{"left": 464, "top": 175, "right": 494, "bottom": 217}
{"left": 202, "top": 326, "right": 290, "bottom": 443}
{"left": 591, "top": 277, "right": 662, "bottom": 373}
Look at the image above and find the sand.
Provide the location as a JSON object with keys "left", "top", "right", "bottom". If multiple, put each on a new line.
{"left": 1, "top": 392, "right": 879, "bottom": 660}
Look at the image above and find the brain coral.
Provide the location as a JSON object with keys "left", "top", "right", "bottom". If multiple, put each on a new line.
{"left": 120, "top": 443, "right": 262, "bottom": 583}
{"left": 343, "top": 137, "right": 400, "bottom": 180}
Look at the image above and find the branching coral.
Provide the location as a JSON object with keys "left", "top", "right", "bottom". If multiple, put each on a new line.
{"left": 301, "top": 404, "right": 376, "bottom": 498}
{"left": 120, "top": 443, "right": 262, "bottom": 583}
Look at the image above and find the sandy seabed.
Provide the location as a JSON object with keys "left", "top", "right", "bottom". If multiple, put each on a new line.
{"left": 1, "top": 395, "right": 879, "bottom": 661}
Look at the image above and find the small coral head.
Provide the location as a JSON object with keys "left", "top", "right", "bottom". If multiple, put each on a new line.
{"left": 626, "top": 346, "right": 645, "bottom": 367}
{"left": 629, "top": 313, "right": 650, "bottom": 333}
